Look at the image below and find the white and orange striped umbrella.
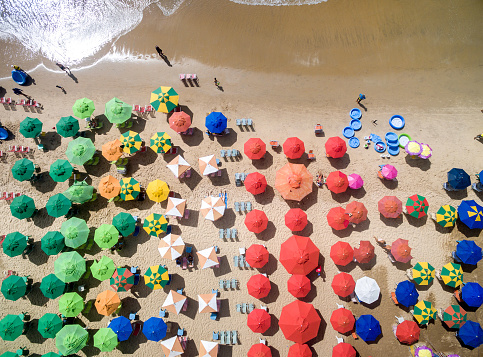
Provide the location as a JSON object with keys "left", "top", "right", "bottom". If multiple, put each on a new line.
{"left": 167, "top": 155, "right": 190, "bottom": 178}
{"left": 198, "top": 155, "right": 218, "bottom": 175}
{"left": 196, "top": 247, "right": 219, "bottom": 269}
{"left": 158, "top": 234, "right": 185, "bottom": 260}
{"left": 161, "top": 336, "right": 184, "bottom": 357}
{"left": 200, "top": 340, "right": 219, "bottom": 357}
{"left": 198, "top": 293, "right": 218, "bottom": 313}
{"left": 162, "top": 290, "right": 187, "bottom": 315}
{"left": 200, "top": 196, "right": 225, "bottom": 221}
{"left": 165, "top": 197, "right": 186, "bottom": 217}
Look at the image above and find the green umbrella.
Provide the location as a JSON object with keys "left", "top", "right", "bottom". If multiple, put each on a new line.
{"left": 104, "top": 97, "right": 132, "bottom": 124}
{"left": 73, "top": 98, "right": 95, "bottom": 119}
{"left": 19, "top": 116, "right": 43, "bottom": 138}
{"left": 38, "top": 313, "right": 63, "bottom": 339}
{"left": 63, "top": 181, "right": 94, "bottom": 204}
{"left": 61, "top": 217, "right": 89, "bottom": 248}
{"left": 2, "top": 232, "right": 27, "bottom": 257}
{"left": 56, "top": 116, "right": 80, "bottom": 138}
{"left": 49, "top": 160, "right": 73, "bottom": 182}
{"left": 54, "top": 252, "right": 86, "bottom": 283}
{"left": 11, "top": 158, "right": 35, "bottom": 181}
{"left": 94, "top": 327, "right": 118, "bottom": 352}
{"left": 55, "top": 324, "right": 89, "bottom": 356}
{"left": 1, "top": 275, "right": 27, "bottom": 301}
{"left": 46, "top": 193, "right": 72, "bottom": 218}
{"left": 59, "top": 292, "right": 84, "bottom": 317}
{"left": 66, "top": 137, "right": 96, "bottom": 165}
{"left": 91, "top": 256, "right": 116, "bottom": 281}
{"left": 94, "top": 224, "right": 119, "bottom": 249}
{"left": 112, "top": 212, "right": 136, "bottom": 236}
{"left": 1, "top": 352, "right": 18, "bottom": 357}
{"left": 42, "top": 353, "right": 62, "bottom": 357}
{"left": 40, "top": 274, "right": 66, "bottom": 299}
{"left": 10, "top": 194, "right": 36, "bottom": 219}
{"left": 0, "top": 314, "right": 24, "bottom": 341}
{"left": 41, "top": 231, "right": 65, "bottom": 256}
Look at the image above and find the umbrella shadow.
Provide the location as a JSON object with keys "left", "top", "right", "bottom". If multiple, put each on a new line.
{"left": 131, "top": 280, "right": 153, "bottom": 299}
{"left": 331, "top": 190, "right": 352, "bottom": 204}
{"left": 218, "top": 298, "right": 231, "bottom": 320}
{"left": 327, "top": 155, "right": 350, "bottom": 170}
{"left": 460, "top": 262, "right": 478, "bottom": 273}
{"left": 380, "top": 214, "right": 403, "bottom": 227}
{"left": 455, "top": 220, "right": 482, "bottom": 238}
{"left": 41, "top": 131, "right": 62, "bottom": 151}
{"left": 183, "top": 339, "right": 199, "bottom": 356}
{"left": 180, "top": 209, "right": 200, "bottom": 228}
{"left": 261, "top": 281, "right": 279, "bottom": 304}
{"left": 252, "top": 152, "right": 274, "bottom": 170}
{"left": 404, "top": 156, "right": 431, "bottom": 171}
{"left": 332, "top": 226, "right": 353, "bottom": 238}
{"left": 213, "top": 255, "right": 232, "bottom": 277}
{"left": 83, "top": 156, "right": 111, "bottom": 178}
{"left": 92, "top": 115, "right": 112, "bottom": 135}
{"left": 118, "top": 229, "right": 150, "bottom": 257}
{"left": 262, "top": 314, "right": 279, "bottom": 337}
{"left": 26, "top": 282, "right": 49, "bottom": 306}
{"left": 359, "top": 294, "right": 382, "bottom": 309}
{"left": 116, "top": 329, "right": 146, "bottom": 354}
{"left": 255, "top": 221, "right": 276, "bottom": 241}
{"left": 392, "top": 260, "right": 412, "bottom": 272}
{"left": 358, "top": 256, "right": 377, "bottom": 271}
{"left": 300, "top": 280, "right": 318, "bottom": 303}
{"left": 181, "top": 296, "right": 198, "bottom": 320}
{"left": 436, "top": 278, "right": 461, "bottom": 295}
{"left": 380, "top": 178, "right": 398, "bottom": 190}
{"left": 32, "top": 208, "right": 56, "bottom": 229}
{"left": 298, "top": 221, "right": 314, "bottom": 237}
{"left": 27, "top": 243, "right": 49, "bottom": 266}
{"left": 444, "top": 188, "right": 468, "bottom": 200}
{"left": 31, "top": 171, "right": 57, "bottom": 193}
{"left": 218, "top": 346, "right": 234, "bottom": 357}
{"left": 209, "top": 168, "right": 231, "bottom": 187}
{"left": 404, "top": 214, "right": 428, "bottom": 227}
{"left": 262, "top": 254, "right": 279, "bottom": 276}
{"left": 216, "top": 129, "right": 237, "bottom": 147}
{"left": 24, "top": 319, "right": 47, "bottom": 344}
{"left": 254, "top": 185, "right": 275, "bottom": 205}
{"left": 214, "top": 209, "right": 236, "bottom": 229}
{"left": 181, "top": 169, "right": 203, "bottom": 191}
{"left": 307, "top": 311, "right": 327, "bottom": 344}
{"left": 129, "top": 116, "right": 147, "bottom": 133}
{"left": 350, "top": 186, "right": 367, "bottom": 199}
{"left": 337, "top": 260, "right": 357, "bottom": 273}
{"left": 352, "top": 218, "right": 370, "bottom": 232}
{"left": 120, "top": 296, "right": 142, "bottom": 317}
{"left": 432, "top": 220, "right": 455, "bottom": 234}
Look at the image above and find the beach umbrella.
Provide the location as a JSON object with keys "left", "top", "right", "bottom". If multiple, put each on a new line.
{"left": 353, "top": 241, "right": 375, "bottom": 264}
{"left": 98, "top": 175, "right": 121, "bottom": 199}
{"left": 3, "top": 232, "right": 27, "bottom": 257}
{"left": 200, "top": 196, "right": 225, "bottom": 221}
{"left": 167, "top": 155, "right": 190, "bottom": 178}
{"left": 46, "top": 193, "right": 71, "bottom": 218}
{"left": 119, "top": 177, "right": 140, "bottom": 201}
{"left": 419, "top": 143, "right": 432, "bottom": 159}
{"left": 405, "top": 141, "right": 422, "bottom": 156}
{"left": 405, "top": 194, "right": 429, "bottom": 218}
{"left": 163, "top": 290, "right": 187, "bottom": 315}
{"left": 40, "top": 274, "right": 66, "bottom": 299}
{"left": 458, "top": 200, "right": 483, "bottom": 230}
{"left": 142, "top": 317, "right": 167, "bottom": 341}
{"left": 94, "top": 328, "right": 118, "bottom": 352}
{"left": 199, "top": 340, "right": 219, "bottom": 357}
{"left": 0, "top": 315, "right": 23, "bottom": 341}
{"left": 94, "top": 224, "right": 119, "bottom": 249}
{"left": 395, "top": 281, "right": 419, "bottom": 307}
{"left": 245, "top": 138, "right": 266, "bottom": 160}
{"left": 285, "top": 208, "right": 307, "bottom": 231}
{"left": 198, "top": 293, "right": 218, "bottom": 313}
{"left": 327, "top": 207, "right": 349, "bottom": 230}
{"left": 280, "top": 235, "right": 319, "bottom": 275}
{"left": 150, "top": 86, "right": 179, "bottom": 113}
{"left": 66, "top": 137, "right": 96, "bottom": 165}
{"left": 440, "top": 262, "right": 463, "bottom": 288}
{"left": 150, "top": 132, "right": 172, "bottom": 153}
{"left": 391, "top": 238, "right": 412, "bottom": 263}
{"left": 169, "top": 111, "right": 191, "bottom": 133}
{"left": 412, "top": 262, "right": 435, "bottom": 285}
{"left": 104, "top": 97, "right": 132, "bottom": 124}
{"left": 198, "top": 154, "right": 218, "bottom": 175}
{"left": 2, "top": 352, "right": 19, "bottom": 357}
{"left": 288, "top": 344, "right": 312, "bottom": 357}
{"left": 205, "top": 112, "right": 227, "bottom": 134}
{"left": 112, "top": 212, "right": 136, "bottom": 236}
{"left": 38, "top": 313, "right": 63, "bottom": 339}
{"left": 143, "top": 213, "right": 168, "bottom": 236}
{"left": 396, "top": 320, "right": 420, "bottom": 344}
{"left": 279, "top": 300, "right": 321, "bottom": 344}
{"left": 90, "top": 256, "right": 116, "bottom": 281}
{"left": 330, "top": 241, "right": 354, "bottom": 266}
{"left": 461, "top": 282, "right": 483, "bottom": 308}
{"left": 456, "top": 240, "right": 482, "bottom": 265}
{"left": 442, "top": 305, "right": 467, "bottom": 329}
{"left": 275, "top": 163, "right": 313, "bottom": 201}
{"left": 95, "top": 290, "right": 121, "bottom": 316}
{"left": 457, "top": 320, "right": 483, "bottom": 348}
{"left": 146, "top": 179, "right": 169, "bottom": 202}
{"left": 110, "top": 268, "right": 135, "bottom": 292}
{"left": 245, "top": 172, "right": 268, "bottom": 195}
{"left": 330, "top": 308, "right": 355, "bottom": 334}
{"left": 42, "top": 353, "right": 61, "bottom": 357}
{"left": 108, "top": 316, "right": 132, "bottom": 342}
{"left": 55, "top": 324, "right": 88, "bottom": 356}
{"left": 246, "top": 244, "right": 269, "bottom": 268}
{"left": 325, "top": 136, "right": 347, "bottom": 158}
{"left": 381, "top": 164, "right": 398, "bottom": 179}
{"left": 56, "top": 116, "right": 79, "bottom": 138}
{"left": 326, "top": 171, "right": 348, "bottom": 193}
{"left": 61, "top": 217, "right": 89, "bottom": 248}
{"left": 354, "top": 276, "right": 380, "bottom": 304}
{"left": 63, "top": 180, "right": 94, "bottom": 203}
{"left": 20, "top": 116, "right": 42, "bottom": 138}
{"left": 119, "top": 130, "right": 142, "bottom": 154}
{"left": 144, "top": 265, "right": 170, "bottom": 290}
{"left": 447, "top": 168, "right": 471, "bottom": 190}
{"left": 348, "top": 173, "right": 364, "bottom": 189}
{"left": 54, "top": 251, "right": 86, "bottom": 283}
{"left": 412, "top": 300, "right": 437, "bottom": 325}
{"left": 197, "top": 247, "right": 219, "bottom": 269}
{"left": 73, "top": 97, "right": 95, "bottom": 118}
{"left": 247, "top": 309, "right": 271, "bottom": 333}
{"left": 59, "top": 292, "right": 84, "bottom": 317}
{"left": 245, "top": 209, "right": 269, "bottom": 233}
{"left": 161, "top": 336, "right": 184, "bottom": 356}
{"left": 101, "top": 139, "right": 123, "bottom": 161}
{"left": 10, "top": 194, "right": 35, "bottom": 219}
{"left": 49, "top": 159, "right": 73, "bottom": 182}
{"left": 247, "top": 274, "right": 271, "bottom": 299}
{"left": 355, "top": 315, "right": 381, "bottom": 342}
{"left": 248, "top": 344, "right": 271, "bottom": 357}
{"left": 345, "top": 201, "right": 368, "bottom": 224}
{"left": 332, "top": 343, "right": 356, "bottom": 357}
{"left": 1, "top": 275, "right": 27, "bottom": 301}
{"left": 435, "top": 204, "right": 458, "bottom": 227}
{"left": 287, "top": 274, "right": 311, "bottom": 298}
{"left": 11, "top": 158, "right": 35, "bottom": 181}
{"left": 283, "top": 137, "right": 305, "bottom": 159}
{"left": 378, "top": 196, "right": 403, "bottom": 218}
{"left": 158, "top": 234, "right": 185, "bottom": 260}
{"left": 165, "top": 197, "right": 186, "bottom": 217}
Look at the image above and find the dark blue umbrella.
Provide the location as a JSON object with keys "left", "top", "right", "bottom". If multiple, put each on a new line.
{"left": 355, "top": 315, "right": 381, "bottom": 342}
{"left": 395, "top": 281, "right": 419, "bottom": 307}
{"left": 457, "top": 320, "right": 483, "bottom": 348}
{"left": 205, "top": 112, "right": 227, "bottom": 134}
{"left": 461, "top": 282, "right": 483, "bottom": 308}
{"left": 456, "top": 240, "right": 482, "bottom": 265}
{"left": 142, "top": 317, "right": 166, "bottom": 342}
{"left": 458, "top": 200, "right": 483, "bottom": 230}
{"left": 108, "top": 316, "right": 132, "bottom": 342}
{"left": 448, "top": 168, "right": 471, "bottom": 190}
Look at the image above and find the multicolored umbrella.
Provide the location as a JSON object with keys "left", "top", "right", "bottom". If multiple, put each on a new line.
{"left": 146, "top": 179, "right": 169, "bottom": 202}
{"left": 355, "top": 315, "right": 381, "bottom": 342}
{"left": 457, "top": 320, "right": 483, "bottom": 348}
{"left": 150, "top": 132, "right": 172, "bottom": 153}
{"left": 46, "top": 193, "right": 72, "bottom": 218}
{"left": 330, "top": 241, "right": 354, "bottom": 266}
{"left": 412, "top": 262, "right": 435, "bottom": 285}
{"left": 61, "top": 217, "right": 89, "bottom": 248}
{"left": 326, "top": 171, "right": 348, "bottom": 193}
{"left": 3, "top": 232, "right": 27, "bottom": 257}
{"left": 200, "top": 196, "right": 226, "bottom": 221}
{"left": 442, "top": 305, "right": 467, "bottom": 329}
{"left": 119, "top": 130, "right": 142, "bottom": 154}
{"left": 198, "top": 155, "right": 218, "bottom": 176}
{"left": 143, "top": 213, "right": 168, "bottom": 236}
{"left": 330, "top": 308, "right": 355, "bottom": 334}
{"left": 90, "top": 256, "right": 116, "bottom": 281}
{"left": 396, "top": 320, "right": 420, "bottom": 345}
{"left": 395, "top": 281, "right": 419, "bottom": 307}
{"left": 49, "top": 159, "right": 73, "bottom": 182}
{"left": 150, "top": 86, "right": 179, "bottom": 113}
{"left": 162, "top": 290, "right": 187, "bottom": 315}
{"left": 94, "top": 224, "right": 119, "bottom": 249}
{"left": 166, "top": 155, "right": 190, "bottom": 178}
{"left": 54, "top": 251, "right": 86, "bottom": 283}
{"left": 405, "top": 141, "right": 422, "bottom": 156}
{"left": 245, "top": 138, "right": 267, "bottom": 160}
{"left": 332, "top": 343, "right": 356, "bottom": 357}
{"left": 95, "top": 290, "right": 121, "bottom": 316}
{"left": 280, "top": 235, "right": 319, "bottom": 275}
{"left": 247, "top": 274, "right": 271, "bottom": 299}
{"left": 331, "top": 272, "right": 355, "bottom": 297}
{"left": 144, "top": 265, "right": 170, "bottom": 290}
{"left": 112, "top": 212, "right": 136, "bottom": 236}
{"left": 66, "top": 137, "right": 96, "bottom": 165}
{"left": 348, "top": 173, "right": 364, "bottom": 189}
{"left": 59, "top": 292, "right": 84, "bottom": 317}
{"left": 40, "top": 274, "right": 66, "bottom": 299}
{"left": 461, "top": 282, "right": 483, "bottom": 308}
{"left": 10, "top": 194, "right": 36, "bottom": 219}
{"left": 419, "top": 143, "right": 432, "bottom": 159}
{"left": 405, "top": 194, "right": 429, "bottom": 218}
{"left": 353, "top": 241, "right": 375, "bottom": 264}
{"left": 119, "top": 177, "right": 141, "bottom": 201}
{"left": 63, "top": 180, "right": 94, "bottom": 203}
{"left": 245, "top": 209, "right": 269, "bottom": 233}
{"left": 391, "top": 238, "right": 412, "bottom": 263}
{"left": 354, "top": 277, "right": 380, "bottom": 304}
{"left": 440, "top": 262, "right": 463, "bottom": 288}
{"left": 327, "top": 207, "right": 349, "bottom": 230}
{"left": 158, "top": 234, "right": 185, "bottom": 260}
{"left": 247, "top": 309, "right": 271, "bottom": 333}
{"left": 285, "top": 208, "right": 308, "bottom": 231}
{"left": 435, "top": 205, "right": 457, "bottom": 227}
{"left": 73, "top": 97, "right": 95, "bottom": 118}
{"left": 283, "top": 137, "right": 305, "bottom": 159}
{"left": 199, "top": 341, "right": 219, "bottom": 357}
{"left": 325, "top": 136, "right": 347, "bottom": 158}
{"left": 98, "top": 175, "right": 121, "bottom": 199}
{"left": 458, "top": 200, "right": 483, "bottom": 230}
{"left": 56, "top": 116, "right": 79, "bottom": 137}
{"left": 19, "top": 116, "right": 42, "bottom": 138}
{"left": 345, "top": 201, "right": 368, "bottom": 224}
{"left": 1, "top": 275, "right": 27, "bottom": 301}
{"left": 412, "top": 300, "right": 437, "bottom": 325}
{"left": 248, "top": 344, "right": 272, "bottom": 357}
{"left": 165, "top": 197, "right": 186, "bottom": 218}
{"left": 279, "top": 300, "right": 321, "bottom": 344}
{"left": 456, "top": 240, "right": 482, "bottom": 265}
{"left": 169, "top": 111, "right": 191, "bottom": 133}
{"left": 245, "top": 172, "right": 268, "bottom": 195}
{"left": 38, "top": 313, "right": 63, "bottom": 339}
{"left": 287, "top": 274, "right": 311, "bottom": 298}
{"left": 161, "top": 336, "right": 184, "bottom": 357}
{"left": 110, "top": 268, "right": 135, "bottom": 292}
{"left": 108, "top": 316, "right": 132, "bottom": 342}
{"left": 378, "top": 196, "right": 403, "bottom": 218}
{"left": 11, "top": 158, "right": 35, "bottom": 181}
{"left": 205, "top": 112, "right": 227, "bottom": 134}
{"left": 196, "top": 247, "right": 219, "bottom": 269}
{"left": 447, "top": 168, "right": 471, "bottom": 190}
{"left": 55, "top": 324, "right": 89, "bottom": 356}
{"left": 101, "top": 139, "right": 124, "bottom": 161}
{"left": 381, "top": 164, "right": 398, "bottom": 180}
{"left": 246, "top": 244, "right": 269, "bottom": 268}
{"left": 198, "top": 293, "right": 218, "bottom": 313}
{"left": 0, "top": 314, "right": 24, "bottom": 341}
{"left": 94, "top": 327, "right": 118, "bottom": 352}
{"left": 104, "top": 97, "right": 132, "bottom": 124}
{"left": 142, "top": 317, "right": 167, "bottom": 341}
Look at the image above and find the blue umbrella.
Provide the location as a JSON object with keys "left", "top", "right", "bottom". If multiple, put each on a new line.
{"left": 142, "top": 317, "right": 166, "bottom": 342}
{"left": 205, "top": 112, "right": 227, "bottom": 134}
{"left": 108, "top": 316, "right": 132, "bottom": 342}
{"left": 395, "top": 281, "right": 419, "bottom": 307}
{"left": 458, "top": 200, "right": 483, "bottom": 230}
{"left": 448, "top": 168, "right": 471, "bottom": 190}
{"left": 457, "top": 320, "right": 483, "bottom": 348}
{"left": 355, "top": 315, "right": 381, "bottom": 342}
{"left": 461, "top": 282, "right": 483, "bottom": 308}
{"left": 456, "top": 240, "right": 482, "bottom": 265}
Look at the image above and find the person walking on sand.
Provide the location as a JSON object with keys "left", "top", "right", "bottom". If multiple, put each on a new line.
{"left": 56, "top": 85, "right": 66, "bottom": 93}
{"left": 155, "top": 46, "right": 164, "bottom": 57}
{"left": 214, "top": 78, "right": 220, "bottom": 88}
{"left": 11, "top": 65, "right": 25, "bottom": 72}
{"left": 356, "top": 93, "right": 366, "bottom": 104}
{"left": 56, "top": 62, "right": 70, "bottom": 74}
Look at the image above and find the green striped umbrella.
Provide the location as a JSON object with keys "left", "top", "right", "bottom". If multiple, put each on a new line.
{"left": 412, "top": 300, "right": 437, "bottom": 325}
{"left": 405, "top": 194, "right": 429, "bottom": 218}
{"left": 72, "top": 98, "right": 95, "bottom": 119}
{"left": 440, "top": 262, "right": 463, "bottom": 288}
{"left": 61, "top": 217, "right": 89, "bottom": 248}
{"left": 54, "top": 252, "right": 86, "bottom": 283}
{"left": 104, "top": 97, "right": 132, "bottom": 124}
{"left": 119, "top": 131, "right": 142, "bottom": 154}
{"left": 41, "top": 231, "right": 65, "bottom": 256}
{"left": 91, "top": 256, "right": 116, "bottom": 281}
{"left": 94, "top": 224, "right": 119, "bottom": 249}
{"left": 150, "top": 86, "right": 179, "bottom": 113}
{"left": 1, "top": 275, "right": 27, "bottom": 301}
{"left": 38, "top": 313, "right": 63, "bottom": 338}
{"left": 412, "top": 262, "right": 435, "bottom": 285}
{"left": 110, "top": 268, "right": 135, "bottom": 292}
{"left": 94, "top": 327, "right": 118, "bottom": 352}
{"left": 59, "top": 292, "right": 84, "bottom": 317}
{"left": 66, "top": 137, "right": 96, "bottom": 165}
{"left": 2, "top": 232, "right": 27, "bottom": 257}
{"left": 112, "top": 212, "right": 136, "bottom": 236}
{"left": 10, "top": 194, "right": 36, "bottom": 219}
{"left": 119, "top": 177, "right": 141, "bottom": 201}
{"left": 46, "top": 193, "right": 72, "bottom": 218}
{"left": 63, "top": 180, "right": 94, "bottom": 204}
{"left": 0, "top": 314, "right": 24, "bottom": 341}
{"left": 19, "top": 116, "right": 43, "bottom": 138}
{"left": 435, "top": 204, "right": 458, "bottom": 228}
{"left": 55, "top": 324, "right": 89, "bottom": 356}
{"left": 49, "top": 160, "right": 73, "bottom": 182}
{"left": 442, "top": 304, "right": 467, "bottom": 329}
{"left": 11, "top": 158, "right": 35, "bottom": 181}
{"left": 56, "top": 116, "right": 80, "bottom": 138}
{"left": 40, "top": 274, "right": 66, "bottom": 299}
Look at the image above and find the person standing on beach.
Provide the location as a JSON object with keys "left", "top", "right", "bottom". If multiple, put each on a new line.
{"left": 155, "top": 46, "right": 163, "bottom": 57}
{"left": 214, "top": 78, "right": 220, "bottom": 88}
{"left": 11, "top": 65, "right": 25, "bottom": 72}
{"left": 356, "top": 93, "right": 366, "bottom": 104}
{"left": 56, "top": 62, "right": 70, "bottom": 74}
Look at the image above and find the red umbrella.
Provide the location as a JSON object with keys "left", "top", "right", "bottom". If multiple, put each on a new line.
{"left": 247, "top": 274, "right": 271, "bottom": 299}
{"left": 331, "top": 272, "right": 355, "bottom": 297}
{"left": 244, "top": 138, "right": 266, "bottom": 160}
{"left": 330, "top": 308, "right": 355, "bottom": 333}
{"left": 245, "top": 172, "right": 267, "bottom": 195}
{"left": 280, "top": 235, "right": 320, "bottom": 275}
{"left": 246, "top": 244, "right": 269, "bottom": 268}
{"left": 391, "top": 238, "right": 412, "bottom": 263}
{"left": 247, "top": 308, "right": 271, "bottom": 333}
{"left": 288, "top": 343, "right": 312, "bottom": 357}
{"left": 330, "top": 241, "right": 354, "bottom": 266}
{"left": 285, "top": 208, "right": 308, "bottom": 231}
{"left": 287, "top": 274, "right": 311, "bottom": 298}
{"left": 245, "top": 209, "right": 269, "bottom": 233}
{"left": 325, "top": 137, "right": 347, "bottom": 158}
{"left": 279, "top": 300, "right": 321, "bottom": 344}
{"left": 378, "top": 196, "right": 403, "bottom": 219}
{"left": 327, "top": 207, "right": 349, "bottom": 230}
{"left": 168, "top": 111, "right": 191, "bottom": 133}
{"left": 248, "top": 344, "right": 271, "bottom": 357}
{"left": 332, "top": 343, "right": 356, "bottom": 357}
{"left": 395, "top": 320, "right": 420, "bottom": 344}
{"left": 326, "top": 171, "right": 349, "bottom": 194}
{"left": 283, "top": 137, "right": 305, "bottom": 159}
{"left": 353, "top": 241, "right": 375, "bottom": 264}
{"left": 345, "top": 201, "right": 368, "bottom": 224}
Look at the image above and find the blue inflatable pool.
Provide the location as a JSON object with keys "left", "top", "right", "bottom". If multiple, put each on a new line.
{"left": 343, "top": 126, "right": 355, "bottom": 138}
{"left": 350, "top": 108, "right": 362, "bottom": 120}
{"left": 12, "top": 70, "right": 27, "bottom": 85}
{"left": 0, "top": 128, "right": 8, "bottom": 140}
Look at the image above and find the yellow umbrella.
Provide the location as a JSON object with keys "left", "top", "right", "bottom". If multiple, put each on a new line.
{"left": 143, "top": 213, "right": 168, "bottom": 237}
{"left": 119, "top": 131, "right": 142, "bottom": 154}
{"left": 150, "top": 132, "right": 172, "bottom": 154}
{"left": 119, "top": 178, "right": 141, "bottom": 201}
{"left": 440, "top": 262, "right": 463, "bottom": 288}
{"left": 146, "top": 180, "right": 169, "bottom": 202}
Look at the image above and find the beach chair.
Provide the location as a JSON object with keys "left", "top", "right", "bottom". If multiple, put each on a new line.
{"left": 8, "top": 145, "right": 17, "bottom": 152}
{"left": 219, "top": 229, "right": 224, "bottom": 239}
{"left": 270, "top": 140, "right": 279, "bottom": 148}
{"left": 260, "top": 305, "right": 267, "bottom": 311}
{"left": 220, "top": 150, "right": 226, "bottom": 159}
{"left": 231, "top": 331, "right": 238, "bottom": 344}
{"left": 220, "top": 331, "right": 226, "bottom": 345}
{"left": 182, "top": 257, "right": 188, "bottom": 270}
{"left": 315, "top": 124, "right": 323, "bottom": 134}
{"left": 234, "top": 202, "right": 240, "bottom": 212}
{"left": 213, "top": 331, "right": 219, "bottom": 340}
{"left": 308, "top": 150, "right": 315, "bottom": 160}
{"left": 241, "top": 119, "right": 247, "bottom": 126}
{"left": 240, "top": 201, "right": 246, "bottom": 211}
{"left": 239, "top": 247, "right": 246, "bottom": 255}
{"left": 239, "top": 255, "right": 245, "bottom": 267}
{"left": 82, "top": 301, "right": 93, "bottom": 314}
{"left": 177, "top": 288, "right": 184, "bottom": 295}
{"left": 159, "top": 309, "right": 167, "bottom": 317}
{"left": 179, "top": 74, "right": 186, "bottom": 81}
{"left": 224, "top": 280, "right": 230, "bottom": 289}
{"left": 232, "top": 228, "right": 238, "bottom": 238}
{"left": 242, "top": 303, "right": 247, "bottom": 313}
{"left": 245, "top": 258, "right": 251, "bottom": 268}
{"left": 226, "top": 229, "right": 231, "bottom": 239}
{"left": 210, "top": 312, "right": 217, "bottom": 320}
{"left": 219, "top": 280, "right": 225, "bottom": 290}
{"left": 390, "top": 292, "right": 398, "bottom": 305}
{"left": 246, "top": 202, "right": 252, "bottom": 211}
{"left": 248, "top": 304, "right": 255, "bottom": 313}
{"left": 233, "top": 256, "right": 239, "bottom": 267}
{"left": 231, "top": 149, "right": 239, "bottom": 157}
{"left": 247, "top": 119, "right": 253, "bottom": 126}
{"left": 225, "top": 330, "right": 231, "bottom": 345}
{"left": 231, "top": 279, "right": 238, "bottom": 289}
{"left": 235, "top": 173, "right": 241, "bottom": 182}
{"left": 236, "top": 119, "right": 242, "bottom": 126}
{"left": 177, "top": 328, "right": 184, "bottom": 336}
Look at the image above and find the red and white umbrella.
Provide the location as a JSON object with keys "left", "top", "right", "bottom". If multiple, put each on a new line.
{"left": 166, "top": 155, "right": 190, "bottom": 178}
{"left": 158, "top": 233, "right": 185, "bottom": 260}
{"left": 162, "top": 290, "right": 187, "bottom": 315}
{"left": 198, "top": 293, "right": 218, "bottom": 313}
{"left": 161, "top": 336, "right": 184, "bottom": 356}
{"left": 196, "top": 247, "right": 219, "bottom": 269}
{"left": 199, "top": 155, "right": 218, "bottom": 175}
{"left": 200, "top": 196, "right": 225, "bottom": 221}
{"left": 199, "top": 340, "right": 218, "bottom": 357}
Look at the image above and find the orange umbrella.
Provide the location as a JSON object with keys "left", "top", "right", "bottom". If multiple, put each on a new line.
{"left": 98, "top": 175, "right": 121, "bottom": 199}
{"left": 283, "top": 137, "right": 305, "bottom": 159}
{"left": 345, "top": 201, "right": 368, "bottom": 224}
{"left": 378, "top": 196, "right": 403, "bottom": 219}
{"left": 327, "top": 207, "right": 349, "bottom": 230}
{"left": 244, "top": 138, "right": 266, "bottom": 160}
{"left": 275, "top": 163, "right": 313, "bottom": 201}
{"left": 101, "top": 139, "right": 123, "bottom": 161}
{"left": 325, "top": 136, "right": 347, "bottom": 158}
{"left": 245, "top": 209, "right": 269, "bottom": 233}
{"left": 391, "top": 239, "right": 412, "bottom": 263}
{"left": 95, "top": 290, "right": 121, "bottom": 316}
{"left": 326, "top": 171, "right": 349, "bottom": 194}
{"left": 169, "top": 111, "right": 191, "bottom": 133}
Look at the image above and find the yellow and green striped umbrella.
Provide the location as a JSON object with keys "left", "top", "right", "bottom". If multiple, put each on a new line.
{"left": 150, "top": 86, "right": 179, "bottom": 113}
{"left": 440, "top": 262, "right": 463, "bottom": 288}
{"left": 119, "top": 131, "right": 142, "bottom": 154}
{"left": 412, "top": 300, "right": 437, "bottom": 325}
{"left": 143, "top": 265, "right": 169, "bottom": 290}
{"left": 119, "top": 178, "right": 140, "bottom": 201}
{"left": 412, "top": 262, "right": 435, "bottom": 285}
{"left": 435, "top": 205, "right": 457, "bottom": 228}
{"left": 150, "top": 132, "right": 172, "bottom": 154}
{"left": 143, "top": 213, "right": 168, "bottom": 237}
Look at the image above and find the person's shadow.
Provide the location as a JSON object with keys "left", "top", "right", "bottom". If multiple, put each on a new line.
{"left": 358, "top": 102, "right": 367, "bottom": 111}
{"left": 160, "top": 54, "right": 172, "bottom": 67}
{"left": 216, "top": 85, "right": 224, "bottom": 92}
{"left": 67, "top": 71, "right": 78, "bottom": 83}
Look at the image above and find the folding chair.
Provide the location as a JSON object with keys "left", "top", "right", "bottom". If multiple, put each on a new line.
{"left": 246, "top": 202, "right": 252, "bottom": 211}
{"left": 226, "top": 229, "right": 231, "bottom": 239}
{"left": 220, "top": 150, "right": 226, "bottom": 158}
{"left": 232, "top": 229, "right": 238, "bottom": 238}
{"left": 241, "top": 119, "right": 247, "bottom": 126}
{"left": 234, "top": 202, "right": 240, "bottom": 212}
{"left": 247, "top": 119, "right": 253, "bottom": 126}
{"left": 233, "top": 256, "right": 239, "bottom": 267}
{"left": 240, "top": 202, "right": 246, "bottom": 211}
{"left": 236, "top": 304, "right": 241, "bottom": 312}
{"left": 236, "top": 119, "right": 242, "bottom": 126}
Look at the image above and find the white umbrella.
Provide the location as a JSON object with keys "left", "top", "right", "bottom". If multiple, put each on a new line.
{"left": 199, "top": 340, "right": 219, "bottom": 357}
{"left": 167, "top": 155, "right": 191, "bottom": 178}
{"left": 165, "top": 197, "right": 186, "bottom": 217}
{"left": 200, "top": 196, "right": 225, "bottom": 221}
{"left": 354, "top": 276, "right": 380, "bottom": 304}
{"left": 198, "top": 293, "right": 218, "bottom": 313}
{"left": 196, "top": 247, "right": 219, "bottom": 269}
{"left": 162, "top": 290, "right": 187, "bottom": 315}
{"left": 199, "top": 155, "right": 218, "bottom": 175}
{"left": 158, "top": 234, "right": 185, "bottom": 260}
{"left": 161, "top": 336, "right": 184, "bottom": 356}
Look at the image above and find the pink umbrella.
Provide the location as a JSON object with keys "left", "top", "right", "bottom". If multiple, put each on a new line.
{"left": 348, "top": 174, "right": 363, "bottom": 189}
{"left": 381, "top": 165, "right": 397, "bottom": 180}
